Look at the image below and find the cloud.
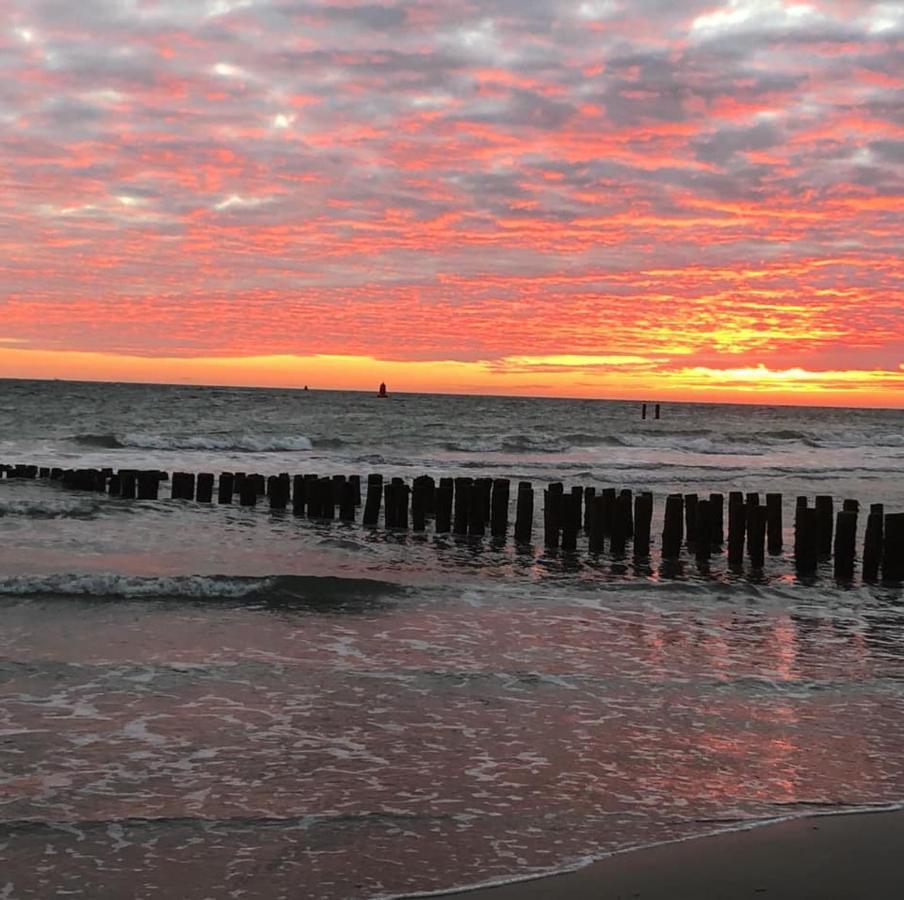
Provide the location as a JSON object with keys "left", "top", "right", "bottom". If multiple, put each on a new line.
{"left": 0, "top": 0, "right": 899, "bottom": 399}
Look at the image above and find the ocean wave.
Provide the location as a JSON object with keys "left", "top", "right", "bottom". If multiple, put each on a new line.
{"left": 89, "top": 432, "right": 315, "bottom": 452}
{"left": 0, "top": 499, "right": 106, "bottom": 519}
{"left": 0, "top": 573, "right": 408, "bottom": 605}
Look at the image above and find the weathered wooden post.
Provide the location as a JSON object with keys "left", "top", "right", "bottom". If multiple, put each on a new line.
{"left": 570, "top": 486, "right": 584, "bottom": 531}
{"left": 795, "top": 506, "right": 819, "bottom": 575}
{"left": 331, "top": 474, "right": 346, "bottom": 506}
{"left": 477, "top": 477, "right": 493, "bottom": 526}
{"left": 171, "top": 473, "right": 194, "bottom": 500}
{"left": 882, "top": 513, "right": 904, "bottom": 582}
{"left": 196, "top": 473, "right": 214, "bottom": 503}
{"left": 843, "top": 499, "right": 860, "bottom": 513}
{"left": 589, "top": 494, "right": 606, "bottom": 553}
{"left": 107, "top": 473, "right": 122, "bottom": 496}
{"left": 291, "top": 475, "right": 306, "bottom": 516}
{"left": 611, "top": 490, "right": 631, "bottom": 557}
{"left": 411, "top": 479, "right": 428, "bottom": 531}
{"left": 349, "top": 474, "right": 362, "bottom": 507}
{"left": 747, "top": 503, "right": 766, "bottom": 569}
{"left": 395, "top": 480, "right": 410, "bottom": 530}
{"left": 661, "top": 494, "right": 684, "bottom": 559}
{"left": 362, "top": 474, "right": 383, "bottom": 525}
{"left": 709, "top": 493, "right": 724, "bottom": 547}
{"left": 544, "top": 482, "right": 564, "bottom": 550}
{"left": 269, "top": 474, "right": 290, "bottom": 511}
{"left": 491, "top": 479, "right": 510, "bottom": 538}
{"left": 435, "top": 481, "right": 453, "bottom": 533}
{"left": 319, "top": 477, "right": 336, "bottom": 519}
{"left": 815, "top": 495, "right": 834, "bottom": 558}
{"left": 695, "top": 498, "right": 712, "bottom": 562}
{"left": 137, "top": 471, "right": 159, "bottom": 501}
{"left": 514, "top": 482, "right": 533, "bottom": 544}
{"left": 634, "top": 492, "right": 653, "bottom": 558}
{"left": 727, "top": 495, "right": 746, "bottom": 566}
{"left": 118, "top": 470, "right": 136, "bottom": 500}
{"left": 862, "top": 504, "right": 884, "bottom": 582}
{"left": 601, "top": 488, "right": 617, "bottom": 536}
{"left": 469, "top": 479, "right": 487, "bottom": 537}
{"left": 383, "top": 482, "right": 396, "bottom": 528}
{"left": 453, "top": 477, "right": 472, "bottom": 536}
{"left": 833, "top": 509, "right": 857, "bottom": 580}
{"left": 216, "top": 472, "right": 233, "bottom": 505}
{"left": 239, "top": 475, "right": 258, "bottom": 507}
{"left": 583, "top": 486, "right": 595, "bottom": 532}
{"left": 684, "top": 493, "right": 698, "bottom": 546}
{"left": 655, "top": 403, "right": 661, "bottom": 419}
{"left": 620, "top": 488, "right": 634, "bottom": 538}
{"left": 561, "top": 491, "right": 579, "bottom": 552}
{"left": 642, "top": 403, "right": 647, "bottom": 419}
{"left": 766, "top": 493, "right": 783, "bottom": 554}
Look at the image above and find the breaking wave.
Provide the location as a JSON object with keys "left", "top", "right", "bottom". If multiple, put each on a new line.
{"left": 71, "top": 432, "right": 314, "bottom": 452}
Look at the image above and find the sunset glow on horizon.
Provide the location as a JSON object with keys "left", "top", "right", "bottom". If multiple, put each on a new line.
{"left": 1, "top": 0, "right": 902, "bottom": 407}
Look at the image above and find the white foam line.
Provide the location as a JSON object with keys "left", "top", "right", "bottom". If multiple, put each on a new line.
{"left": 378, "top": 801, "right": 904, "bottom": 900}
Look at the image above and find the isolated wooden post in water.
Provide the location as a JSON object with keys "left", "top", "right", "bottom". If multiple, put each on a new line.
{"left": 491, "top": 479, "right": 510, "bottom": 538}
{"left": 766, "top": 493, "right": 783, "bottom": 554}
{"left": 515, "top": 482, "right": 534, "bottom": 544}
{"left": 634, "top": 492, "right": 653, "bottom": 559}
{"left": 833, "top": 509, "right": 857, "bottom": 580}
{"left": 661, "top": 494, "right": 684, "bottom": 558}
{"left": 544, "top": 483, "right": 564, "bottom": 550}
{"left": 862, "top": 504, "right": 884, "bottom": 582}
{"left": 881, "top": 514, "right": 904, "bottom": 582}
{"left": 655, "top": 404, "right": 661, "bottom": 420}
{"left": 362, "top": 474, "right": 383, "bottom": 525}
{"left": 196, "top": 473, "right": 214, "bottom": 503}
{"left": 435, "top": 481, "right": 453, "bottom": 534}
{"left": 815, "top": 495, "right": 834, "bottom": 558}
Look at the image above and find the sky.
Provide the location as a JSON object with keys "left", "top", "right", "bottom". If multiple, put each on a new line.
{"left": 0, "top": 0, "right": 902, "bottom": 406}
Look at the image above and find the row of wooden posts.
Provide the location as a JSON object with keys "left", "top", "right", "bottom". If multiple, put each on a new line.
{"left": 2, "top": 463, "right": 902, "bottom": 582}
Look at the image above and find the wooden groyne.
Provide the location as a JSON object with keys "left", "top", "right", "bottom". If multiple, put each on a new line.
{"left": 2, "top": 463, "right": 903, "bottom": 585}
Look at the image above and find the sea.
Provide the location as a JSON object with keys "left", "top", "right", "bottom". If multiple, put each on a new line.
{"left": 1, "top": 378, "right": 903, "bottom": 899}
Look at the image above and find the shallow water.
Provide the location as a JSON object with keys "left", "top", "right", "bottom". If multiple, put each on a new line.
{"left": 1, "top": 380, "right": 903, "bottom": 898}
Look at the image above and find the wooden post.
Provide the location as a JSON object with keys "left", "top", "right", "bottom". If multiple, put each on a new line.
{"left": 601, "top": 488, "right": 616, "bottom": 536}
{"left": 544, "top": 483, "right": 564, "bottom": 550}
{"left": 107, "top": 473, "right": 122, "bottom": 496}
{"left": 815, "top": 495, "right": 834, "bottom": 558}
{"left": 411, "top": 479, "right": 427, "bottom": 531}
{"left": 795, "top": 506, "right": 819, "bottom": 576}
{"left": 862, "top": 504, "right": 883, "bottom": 582}
{"left": 642, "top": 403, "right": 647, "bottom": 419}
{"left": 684, "top": 493, "right": 698, "bottom": 547}
{"left": 383, "top": 482, "right": 396, "bottom": 528}
{"left": 196, "top": 473, "right": 214, "bottom": 503}
{"left": 634, "top": 492, "right": 653, "bottom": 559}
{"left": 588, "top": 495, "right": 605, "bottom": 553}
{"left": 469, "top": 479, "right": 488, "bottom": 536}
{"left": 561, "top": 491, "right": 579, "bottom": 552}
{"left": 833, "top": 509, "right": 857, "bottom": 580}
{"left": 453, "top": 477, "right": 472, "bottom": 536}
{"left": 395, "top": 480, "right": 410, "bottom": 530}
{"left": 491, "top": 479, "right": 510, "bottom": 538}
{"left": 268, "top": 474, "right": 289, "bottom": 511}
{"left": 137, "top": 471, "right": 159, "bottom": 501}
{"left": 171, "top": 473, "right": 195, "bottom": 500}
{"left": 583, "top": 487, "right": 595, "bottom": 532}
{"left": 292, "top": 475, "right": 306, "bottom": 516}
{"left": 435, "top": 483, "right": 453, "bottom": 534}
{"left": 362, "top": 474, "right": 383, "bottom": 525}
{"left": 709, "top": 493, "right": 724, "bottom": 547}
{"left": 233, "top": 472, "right": 246, "bottom": 500}
{"left": 695, "top": 498, "right": 712, "bottom": 562}
{"left": 118, "top": 471, "right": 136, "bottom": 500}
{"left": 843, "top": 499, "right": 860, "bottom": 513}
{"left": 766, "top": 493, "right": 782, "bottom": 554}
{"left": 620, "top": 488, "right": 634, "bottom": 538}
{"left": 239, "top": 476, "right": 258, "bottom": 507}
{"left": 350, "top": 474, "right": 362, "bottom": 507}
{"left": 661, "top": 494, "right": 683, "bottom": 559}
{"left": 655, "top": 403, "right": 661, "bottom": 419}
{"left": 881, "top": 513, "right": 904, "bottom": 582}
{"left": 478, "top": 477, "right": 493, "bottom": 525}
{"left": 611, "top": 490, "right": 631, "bottom": 557}
{"left": 727, "top": 495, "right": 746, "bottom": 566}
{"left": 747, "top": 503, "right": 766, "bottom": 569}
{"left": 514, "top": 482, "right": 533, "bottom": 545}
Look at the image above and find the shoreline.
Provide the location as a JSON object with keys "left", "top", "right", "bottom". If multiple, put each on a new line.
{"left": 427, "top": 806, "right": 904, "bottom": 900}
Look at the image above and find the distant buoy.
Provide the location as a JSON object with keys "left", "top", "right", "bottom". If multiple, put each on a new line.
{"left": 378, "top": 382, "right": 388, "bottom": 398}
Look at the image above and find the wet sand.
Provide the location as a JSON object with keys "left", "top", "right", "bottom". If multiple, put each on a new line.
{"left": 440, "top": 808, "right": 904, "bottom": 899}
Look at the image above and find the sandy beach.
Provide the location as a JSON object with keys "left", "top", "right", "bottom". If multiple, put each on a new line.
{"left": 441, "top": 808, "right": 904, "bottom": 899}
